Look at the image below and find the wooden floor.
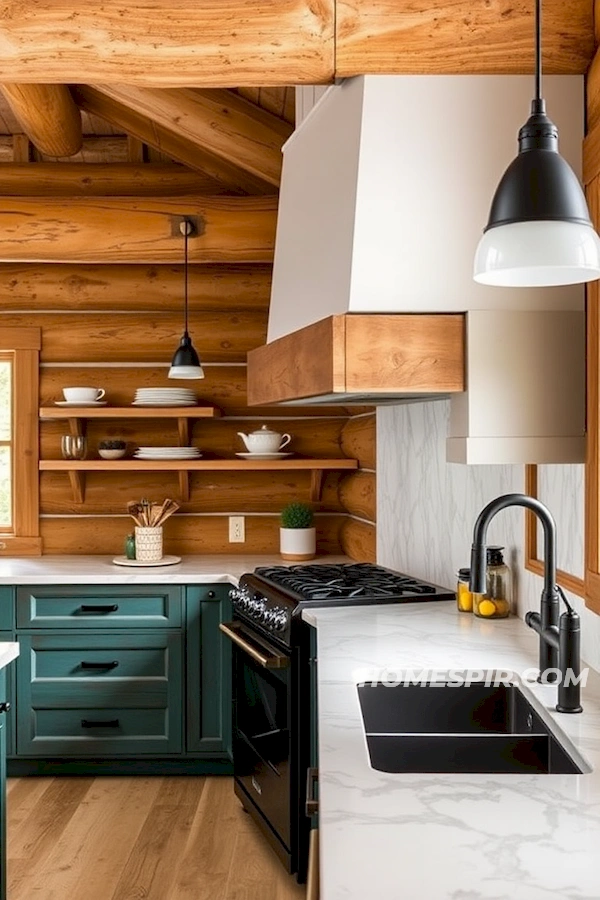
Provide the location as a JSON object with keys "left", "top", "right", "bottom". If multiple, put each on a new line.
{"left": 6, "top": 775, "right": 307, "bottom": 900}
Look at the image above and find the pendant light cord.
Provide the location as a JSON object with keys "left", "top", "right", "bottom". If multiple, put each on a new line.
{"left": 183, "top": 220, "right": 189, "bottom": 336}
{"left": 534, "top": 0, "right": 543, "bottom": 108}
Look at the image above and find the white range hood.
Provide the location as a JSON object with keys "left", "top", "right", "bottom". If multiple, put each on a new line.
{"left": 253, "top": 75, "right": 586, "bottom": 464}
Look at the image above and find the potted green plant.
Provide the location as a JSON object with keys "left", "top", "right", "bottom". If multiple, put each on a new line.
{"left": 98, "top": 439, "right": 127, "bottom": 460}
{"left": 280, "top": 502, "right": 316, "bottom": 561}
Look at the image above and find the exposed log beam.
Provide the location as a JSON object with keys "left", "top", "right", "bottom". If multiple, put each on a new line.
{"left": 0, "top": 163, "right": 226, "bottom": 196}
{"left": 0, "top": 196, "right": 277, "bottom": 263}
{"left": 0, "top": 84, "right": 82, "bottom": 156}
{"left": 72, "top": 86, "right": 273, "bottom": 194}
{"left": 90, "top": 85, "right": 293, "bottom": 187}
{"left": 336, "top": 0, "right": 594, "bottom": 76}
{"left": 0, "top": 2, "right": 333, "bottom": 86}
{"left": 0, "top": 263, "right": 272, "bottom": 312}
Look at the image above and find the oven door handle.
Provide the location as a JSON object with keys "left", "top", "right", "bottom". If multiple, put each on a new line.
{"left": 219, "top": 621, "right": 289, "bottom": 669}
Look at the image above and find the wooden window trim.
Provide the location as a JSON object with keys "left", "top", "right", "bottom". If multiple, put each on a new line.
{"left": 525, "top": 464, "right": 585, "bottom": 598}
{"left": 0, "top": 327, "right": 41, "bottom": 556}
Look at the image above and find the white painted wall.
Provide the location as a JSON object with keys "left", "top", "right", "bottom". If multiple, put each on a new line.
{"left": 377, "top": 402, "right": 600, "bottom": 673}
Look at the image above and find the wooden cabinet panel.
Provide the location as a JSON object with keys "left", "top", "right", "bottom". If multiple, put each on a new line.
{"left": 16, "top": 585, "right": 183, "bottom": 629}
{"left": 186, "top": 586, "right": 232, "bottom": 755}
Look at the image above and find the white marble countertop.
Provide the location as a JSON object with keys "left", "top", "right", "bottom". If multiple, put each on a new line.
{"left": 0, "top": 642, "right": 19, "bottom": 671}
{"left": 304, "top": 602, "right": 600, "bottom": 900}
{"left": 0, "top": 554, "right": 350, "bottom": 585}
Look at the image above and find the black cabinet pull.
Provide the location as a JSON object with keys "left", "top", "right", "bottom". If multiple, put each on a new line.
{"left": 0, "top": 701, "right": 10, "bottom": 713}
{"left": 78, "top": 604, "right": 119, "bottom": 614}
{"left": 207, "top": 590, "right": 216, "bottom": 598}
{"left": 80, "top": 660, "right": 119, "bottom": 670}
{"left": 81, "top": 718, "right": 120, "bottom": 729}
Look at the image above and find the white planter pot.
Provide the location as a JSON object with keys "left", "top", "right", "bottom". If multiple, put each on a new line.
{"left": 279, "top": 527, "right": 316, "bottom": 561}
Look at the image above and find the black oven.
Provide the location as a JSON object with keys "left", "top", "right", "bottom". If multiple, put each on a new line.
{"left": 220, "top": 614, "right": 311, "bottom": 880}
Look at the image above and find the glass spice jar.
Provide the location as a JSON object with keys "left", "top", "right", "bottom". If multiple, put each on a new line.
{"left": 473, "top": 546, "right": 512, "bottom": 619}
{"left": 456, "top": 567, "right": 473, "bottom": 612}
{"left": 124, "top": 533, "right": 136, "bottom": 560}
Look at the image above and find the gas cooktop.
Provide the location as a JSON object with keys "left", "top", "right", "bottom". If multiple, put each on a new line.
{"left": 254, "top": 562, "right": 455, "bottom": 603}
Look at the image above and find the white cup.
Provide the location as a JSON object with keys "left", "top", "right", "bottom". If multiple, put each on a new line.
{"left": 63, "top": 387, "right": 106, "bottom": 402}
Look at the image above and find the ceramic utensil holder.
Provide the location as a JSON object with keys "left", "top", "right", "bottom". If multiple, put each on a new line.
{"left": 134, "top": 526, "right": 163, "bottom": 561}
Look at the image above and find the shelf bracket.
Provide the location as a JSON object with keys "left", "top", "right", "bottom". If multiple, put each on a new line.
{"left": 178, "top": 470, "right": 190, "bottom": 502}
{"left": 177, "top": 417, "right": 191, "bottom": 447}
{"left": 309, "top": 469, "right": 324, "bottom": 502}
{"left": 68, "top": 416, "right": 86, "bottom": 438}
{"left": 68, "top": 470, "right": 85, "bottom": 504}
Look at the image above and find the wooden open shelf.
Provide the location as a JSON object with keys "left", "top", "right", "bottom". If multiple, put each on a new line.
{"left": 39, "top": 458, "right": 358, "bottom": 504}
{"left": 40, "top": 405, "right": 222, "bottom": 444}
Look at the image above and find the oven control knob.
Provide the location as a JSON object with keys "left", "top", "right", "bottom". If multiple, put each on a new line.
{"left": 272, "top": 609, "right": 287, "bottom": 631}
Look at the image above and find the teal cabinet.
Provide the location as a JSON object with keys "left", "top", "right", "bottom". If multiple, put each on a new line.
{"left": 16, "top": 585, "right": 182, "bottom": 629}
{"left": 16, "top": 631, "right": 182, "bottom": 756}
{"left": 0, "top": 636, "right": 14, "bottom": 759}
{"left": 186, "top": 585, "right": 232, "bottom": 755}
{"left": 7, "top": 581, "right": 233, "bottom": 774}
{"left": 0, "top": 670, "right": 7, "bottom": 900}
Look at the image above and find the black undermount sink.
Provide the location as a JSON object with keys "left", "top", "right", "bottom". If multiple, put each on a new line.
{"left": 357, "top": 683, "right": 584, "bottom": 775}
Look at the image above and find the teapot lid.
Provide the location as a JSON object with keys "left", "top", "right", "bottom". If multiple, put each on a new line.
{"left": 250, "top": 424, "right": 280, "bottom": 435}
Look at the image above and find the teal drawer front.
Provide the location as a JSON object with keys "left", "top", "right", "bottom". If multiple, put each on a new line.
{"left": 27, "top": 633, "right": 171, "bottom": 680}
{"left": 17, "top": 631, "right": 183, "bottom": 756}
{"left": 0, "top": 589, "right": 13, "bottom": 630}
{"left": 24, "top": 707, "right": 177, "bottom": 757}
{"left": 16, "top": 585, "right": 182, "bottom": 629}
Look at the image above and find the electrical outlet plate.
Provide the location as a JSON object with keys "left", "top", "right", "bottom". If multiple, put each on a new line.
{"left": 229, "top": 516, "right": 245, "bottom": 543}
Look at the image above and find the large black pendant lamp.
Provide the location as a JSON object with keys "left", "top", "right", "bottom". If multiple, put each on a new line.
{"left": 168, "top": 218, "right": 205, "bottom": 379}
{"left": 474, "top": 0, "right": 600, "bottom": 286}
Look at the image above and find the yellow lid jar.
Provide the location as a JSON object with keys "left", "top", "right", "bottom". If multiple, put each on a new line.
{"left": 473, "top": 546, "right": 512, "bottom": 619}
{"left": 456, "top": 568, "right": 473, "bottom": 612}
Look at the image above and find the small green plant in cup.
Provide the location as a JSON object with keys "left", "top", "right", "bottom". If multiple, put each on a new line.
{"left": 280, "top": 502, "right": 316, "bottom": 560}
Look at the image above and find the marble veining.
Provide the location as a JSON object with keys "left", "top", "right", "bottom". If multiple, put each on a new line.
{"left": 306, "top": 602, "right": 600, "bottom": 900}
{"left": 376, "top": 402, "right": 597, "bottom": 671}
{"left": 0, "top": 554, "right": 351, "bottom": 585}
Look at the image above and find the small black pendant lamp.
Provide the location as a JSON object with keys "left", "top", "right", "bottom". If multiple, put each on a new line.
{"left": 168, "top": 219, "right": 205, "bottom": 379}
{"left": 474, "top": 0, "right": 600, "bottom": 286}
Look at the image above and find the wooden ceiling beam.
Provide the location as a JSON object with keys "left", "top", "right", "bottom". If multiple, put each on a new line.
{"left": 0, "top": 85, "right": 82, "bottom": 157}
{"left": 336, "top": 0, "right": 594, "bottom": 76}
{"left": 0, "top": 163, "right": 226, "bottom": 196}
{"left": 0, "top": 195, "right": 277, "bottom": 264}
{"left": 0, "top": 2, "right": 332, "bottom": 86}
{"left": 88, "top": 85, "right": 292, "bottom": 187}
{"left": 72, "top": 86, "right": 274, "bottom": 194}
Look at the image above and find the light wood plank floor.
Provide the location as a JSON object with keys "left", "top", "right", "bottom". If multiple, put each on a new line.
{"left": 7, "top": 776, "right": 307, "bottom": 900}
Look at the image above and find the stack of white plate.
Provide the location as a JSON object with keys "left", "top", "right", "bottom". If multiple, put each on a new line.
{"left": 133, "top": 388, "right": 197, "bottom": 407}
{"left": 134, "top": 447, "right": 202, "bottom": 460}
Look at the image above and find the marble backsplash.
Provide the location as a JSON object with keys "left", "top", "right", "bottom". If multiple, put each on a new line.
{"left": 377, "top": 401, "right": 600, "bottom": 672}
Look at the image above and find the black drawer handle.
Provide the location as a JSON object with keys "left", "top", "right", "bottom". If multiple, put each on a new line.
{"left": 78, "top": 604, "right": 119, "bottom": 614}
{"left": 0, "top": 701, "right": 10, "bottom": 713}
{"left": 81, "top": 718, "right": 120, "bottom": 729}
{"left": 207, "top": 590, "right": 216, "bottom": 598}
{"left": 80, "top": 661, "right": 119, "bottom": 670}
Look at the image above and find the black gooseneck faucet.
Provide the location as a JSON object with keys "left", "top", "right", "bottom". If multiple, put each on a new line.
{"left": 470, "top": 493, "right": 583, "bottom": 714}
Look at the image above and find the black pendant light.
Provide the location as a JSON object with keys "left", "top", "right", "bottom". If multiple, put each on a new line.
{"left": 168, "top": 219, "right": 204, "bottom": 379}
{"left": 474, "top": 0, "right": 600, "bottom": 286}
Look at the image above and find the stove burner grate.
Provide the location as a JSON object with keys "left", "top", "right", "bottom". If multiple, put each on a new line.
{"left": 255, "top": 563, "right": 439, "bottom": 599}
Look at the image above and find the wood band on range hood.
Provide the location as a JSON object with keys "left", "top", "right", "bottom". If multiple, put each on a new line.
{"left": 247, "top": 313, "right": 465, "bottom": 406}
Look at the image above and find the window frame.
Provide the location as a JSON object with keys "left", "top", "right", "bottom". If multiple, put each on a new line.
{"left": 0, "top": 327, "right": 41, "bottom": 556}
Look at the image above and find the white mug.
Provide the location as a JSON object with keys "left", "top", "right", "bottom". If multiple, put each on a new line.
{"left": 63, "top": 387, "right": 106, "bottom": 402}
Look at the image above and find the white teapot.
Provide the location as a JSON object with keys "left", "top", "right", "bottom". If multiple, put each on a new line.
{"left": 237, "top": 425, "right": 292, "bottom": 454}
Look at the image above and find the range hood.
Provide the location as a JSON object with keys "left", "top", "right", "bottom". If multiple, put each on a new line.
{"left": 247, "top": 313, "right": 465, "bottom": 406}
{"left": 247, "top": 75, "right": 586, "bottom": 462}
